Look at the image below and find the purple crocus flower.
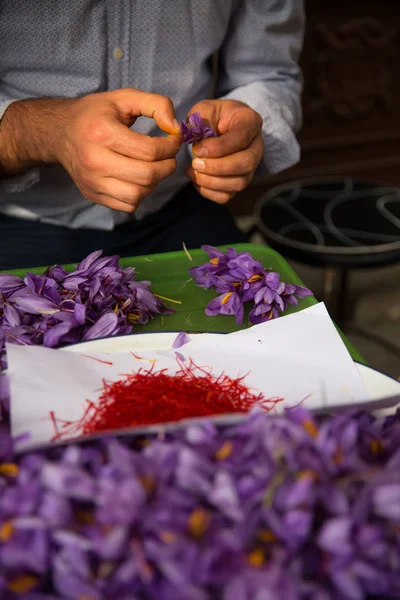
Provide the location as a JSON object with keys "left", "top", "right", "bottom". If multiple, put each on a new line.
{"left": 180, "top": 113, "right": 217, "bottom": 145}
{"left": 0, "top": 274, "right": 25, "bottom": 298}
{"left": 205, "top": 291, "right": 244, "bottom": 325}
{"left": 249, "top": 302, "right": 280, "bottom": 324}
{"left": 0, "top": 250, "right": 172, "bottom": 378}
{"left": 281, "top": 282, "right": 313, "bottom": 309}
{"left": 189, "top": 246, "right": 313, "bottom": 326}
{"left": 373, "top": 484, "right": 400, "bottom": 520}
{"left": 1, "top": 407, "right": 400, "bottom": 597}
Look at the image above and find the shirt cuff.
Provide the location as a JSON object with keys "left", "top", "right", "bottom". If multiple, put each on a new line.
{"left": 0, "top": 99, "right": 41, "bottom": 195}
{"left": 219, "top": 82, "right": 301, "bottom": 176}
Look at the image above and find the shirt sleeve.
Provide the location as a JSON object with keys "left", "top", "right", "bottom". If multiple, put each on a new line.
{"left": 0, "top": 98, "right": 40, "bottom": 194}
{"left": 216, "top": 0, "right": 305, "bottom": 175}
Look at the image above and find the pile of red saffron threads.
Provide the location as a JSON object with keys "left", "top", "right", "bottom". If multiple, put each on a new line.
{"left": 50, "top": 361, "right": 283, "bottom": 441}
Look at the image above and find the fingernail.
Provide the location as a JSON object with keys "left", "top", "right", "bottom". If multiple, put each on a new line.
{"left": 194, "top": 145, "right": 208, "bottom": 158}
{"left": 192, "top": 158, "right": 205, "bottom": 171}
{"left": 172, "top": 118, "right": 181, "bottom": 132}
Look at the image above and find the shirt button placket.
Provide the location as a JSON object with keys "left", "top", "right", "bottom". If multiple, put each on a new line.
{"left": 106, "top": 0, "right": 130, "bottom": 90}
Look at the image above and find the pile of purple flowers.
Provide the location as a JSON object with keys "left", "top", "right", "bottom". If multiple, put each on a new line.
{"left": 180, "top": 113, "right": 217, "bottom": 145}
{"left": 0, "top": 405, "right": 400, "bottom": 599}
{"left": 0, "top": 250, "right": 171, "bottom": 371}
{"left": 189, "top": 246, "right": 313, "bottom": 325}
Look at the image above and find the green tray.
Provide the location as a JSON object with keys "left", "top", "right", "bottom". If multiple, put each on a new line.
{"left": 5, "top": 244, "right": 365, "bottom": 364}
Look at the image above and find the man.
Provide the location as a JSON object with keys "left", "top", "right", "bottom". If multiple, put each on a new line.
{"left": 0, "top": 1, "right": 304, "bottom": 269}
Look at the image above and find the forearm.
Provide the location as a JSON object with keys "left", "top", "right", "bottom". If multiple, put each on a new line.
{"left": 0, "top": 98, "right": 73, "bottom": 178}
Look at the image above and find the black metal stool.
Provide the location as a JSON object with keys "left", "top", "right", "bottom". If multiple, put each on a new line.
{"left": 253, "top": 177, "right": 400, "bottom": 355}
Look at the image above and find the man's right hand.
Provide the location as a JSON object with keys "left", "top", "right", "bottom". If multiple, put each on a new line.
{"left": 0, "top": 89, "right": 182, "bottom": 213}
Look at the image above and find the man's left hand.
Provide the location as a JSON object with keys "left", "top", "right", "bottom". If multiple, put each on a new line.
{"left": 185, "top": 99, "right": 264, "bottom": 204}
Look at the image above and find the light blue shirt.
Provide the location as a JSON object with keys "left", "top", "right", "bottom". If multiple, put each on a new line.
{"left": 0, "top": 0, "right": 304, "bottom": 230}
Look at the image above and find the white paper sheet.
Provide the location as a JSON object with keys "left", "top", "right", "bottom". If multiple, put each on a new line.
{"left": 7, "top": 303, "right": 371, "bottom": 451}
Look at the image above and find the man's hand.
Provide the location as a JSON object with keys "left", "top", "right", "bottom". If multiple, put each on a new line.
{"left": 185, "top": 99, "right": 264, "bottom": 204}
{"left": 0, "top": 89, "right": 181, "bottom": 213}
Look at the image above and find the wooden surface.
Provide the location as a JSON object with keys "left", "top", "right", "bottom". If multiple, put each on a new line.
{"left": 231, "top": 1, "right": 400, "bottom": 216}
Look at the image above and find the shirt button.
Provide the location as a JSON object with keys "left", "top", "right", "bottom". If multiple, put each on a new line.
{"left": 113, "top": 47, "right": 124, "bottom": 60}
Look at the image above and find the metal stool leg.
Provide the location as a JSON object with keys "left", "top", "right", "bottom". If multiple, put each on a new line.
{"left": 322, "top": 268, "right": 339, "bottom": 319}
{"left": 322, "top": 268, "right": 351, "bottom": 329}
{"left": 337, "top": 269, "right": 350, "bottom": 326}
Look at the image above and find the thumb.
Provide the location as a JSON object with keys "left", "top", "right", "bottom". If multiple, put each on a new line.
{"left": 116, "top": 88, "right": 181, "bottom": 134}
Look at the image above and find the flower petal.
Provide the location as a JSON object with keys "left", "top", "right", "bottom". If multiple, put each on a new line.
{"left": 43, "top": 322, "right": 77, "bottom": 348}
{"left": 172, "top": 332, "right": 190, "bottom": 349}
{"left": 82, "top": 313, "right": 119, "bottom": 341}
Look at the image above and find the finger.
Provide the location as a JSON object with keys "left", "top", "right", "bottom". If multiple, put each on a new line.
{"left": 192, "top": 135, "right": 264, "bottom": 177}
{"left": 99, "top": 178, "right": 156, "bottom": 206}
{"left": 114, "top": 88, "right": 181, "bottom": 134}
{"left": 194, "top": 183, "right": 235, "bottom": 205}
{"left": 93, "top": 194, "right": 138, "bottom": 213}
{"left": 193, "top": 110, "right": 262, "bottom": 158}
{"left": 96, "top": 148, "right": 177, "bottom": 185}
{"left": 111, "top": 125, "right": 181, "bottom": 162}
{"left": 187, "top": 167, "right": 252, "bottom": 193}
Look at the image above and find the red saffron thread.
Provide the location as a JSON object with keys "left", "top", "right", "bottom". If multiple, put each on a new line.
{"left": 49, "top": 361, "right": 284, "bottom": 442}
{"left": 81, "top": 355, "right": 114, "bottom": 366}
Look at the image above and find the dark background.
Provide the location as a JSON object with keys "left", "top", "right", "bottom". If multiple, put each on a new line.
{"left": 231, "top": 1, "right": 400, "bottom": 216}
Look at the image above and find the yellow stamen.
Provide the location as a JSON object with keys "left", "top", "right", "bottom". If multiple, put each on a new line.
{"left": 258, "top": 529, "right": 277, "bottom": 543}
{"left": 160, "top": 531, "right": 178, "bottom": 543}
{"left": 215, "top": 441, "right": 233, "bottom": 461}
{"left": 303, "top": 419, "right": 318, "bottom": 438}
{"left": 127, "top": 313, "right": 140, "bottom": 324}
{"left": 139, "top": 475, "right": 155, "bottom": 493}
{"left": 233, "top": 282, "right": 241, "bottom": 287}
{"left": 0, "top": 520, "right": 13, "bottom": 541}
{"left": 334, "top": 450, "right": 344, "bottom": 465}
{"left": 153, "top": 294, "right": 182, "bottom": 305}
{"left": 248, "top": 274, "right": 262, "bottom": 283}
{"left": 113, "top": 304, "right": 119, "bottom": 313}
{"left": 188, "top": 507, "right": 210, "bottom": 539}
{"left": 76, "top": 510, "right": 95, "bottom": 525}
{"left": 370, "top": 439, "right": 383, "bottom": 455}
{"left": 247, "top": 549, "right": 265, "bottom": 568}
{"left": 263, "top": 471, "right": 286, "bottom": 507}
{"left": 268, "top": 309, "right": 274, "bottom": 320}
{"left": 8, "top": 574, "right": 39, "bottom": 594}
{"left": 209, "top": 257, "right": 219, "bottom": 265}
{"left": 297, "top": 469, "right": 317, "bottom": 481}
{"left": 97, "top": 562, "right": 114, "bottom": 578}
{"left": 0, "top": 463, "right": 19, "bottom": 477}
{"left": 221, "top": 292, "right": 233, "bottom": 305}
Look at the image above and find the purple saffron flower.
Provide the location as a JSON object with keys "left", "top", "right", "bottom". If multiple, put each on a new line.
{"left": 317, "top": 516, "right": 354, "bottom": 556}
{"left": 249, "top": 302, "right": 280, "bottom": 324}
{"left": 205, "top": 291, "right": 244, "bottom": 325}
{"left": 9, "top": 291, "right": 60, "bottom": 316}
{"left": 3, "top": 303, "right": 21, "bottom": 328}
{"left": 82, "top": 312, "right": 120, "bottom": 341}
{"left": 189, "top": 246, "right": 314, "bottom": 326}
{"left": 180, "top": 112, "right": 217, "bottom": 145}
{"left": 0, "top": 274, "right": 25, "bottom": 298}
{"left": 43, "top": 321, "right": 79, "bottom": 348}
{"left": 0, "top": 249, "right": 171, "bottom": 369}
{"left": 281, "top": 283, "right": 313, "bottom": 309}
{"left": 373, "top": 484, "right": 400, "bottom": 520}
{"left": 1, "top": 391, "right": 400, "bottom": 598}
